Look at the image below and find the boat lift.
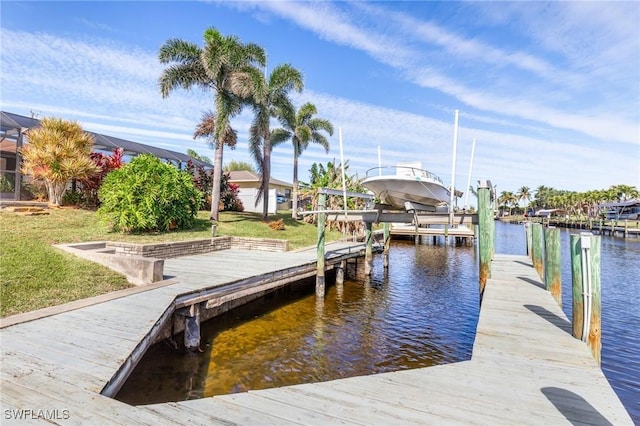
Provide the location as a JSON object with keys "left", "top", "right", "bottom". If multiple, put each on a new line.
{"left": 302, "top": 188, "right": 478, "bottom": 297}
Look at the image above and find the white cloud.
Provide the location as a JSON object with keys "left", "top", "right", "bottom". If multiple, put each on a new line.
{"left": 2, "top": 2, "right": 638, "bottom": 196}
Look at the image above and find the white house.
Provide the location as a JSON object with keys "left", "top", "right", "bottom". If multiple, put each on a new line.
{"left": 227, "top": 170, "right": 293, "bottom": 214}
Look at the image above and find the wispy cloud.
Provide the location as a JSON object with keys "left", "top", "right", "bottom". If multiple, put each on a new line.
{"left": 242, "top": 0, "right": 639, "bottom": 147}
{"left": 1, "top": 2, "right": 638, "bottom": 195}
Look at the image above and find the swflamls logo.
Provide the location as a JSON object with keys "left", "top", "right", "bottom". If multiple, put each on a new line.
{"left": 4, "top": 409, "right": 70, "bottom": 420}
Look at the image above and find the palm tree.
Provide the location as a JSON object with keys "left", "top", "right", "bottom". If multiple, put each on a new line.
{"left": 498, "top": 191, "right": 518, "bottom": 216}
{"left": 158, "top": 27, "right": 266, "bottom": 222}
{"left": 186, "top": 149, "right": 212, "bottom": 165}
{"left": 517, "top": 186, "right": 531, "bottom": 214}
{"left": 248, "top": 64, "right": 304, "bottom": 219}
{"left": 192, "top": 111, "right": 238, "bottom": 209}
{"left": 271, "top": 102, "right": 334, "bottom": 219}
{"left": 610, "top": 184, "right": 638, "bottom": 201}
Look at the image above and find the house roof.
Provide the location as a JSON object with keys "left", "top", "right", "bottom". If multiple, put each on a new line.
{"left": 0, "top": 111, "right": 210, "bottom": 168}
{"left": 228, "top": 170, "right": 292, "bottom": 188}
{"left": 598, "top": 198, "right": 640, "bottom": 208}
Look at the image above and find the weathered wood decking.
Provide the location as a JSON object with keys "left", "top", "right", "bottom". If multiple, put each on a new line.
{"left": 1, "top": 248, "right": 633, "bottom": 424}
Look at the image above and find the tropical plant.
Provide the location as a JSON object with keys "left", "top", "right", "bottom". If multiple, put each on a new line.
{"left": 186, "top": 149, "right": 212, "bottom": 165}
{"left": 517, "top": 186, "right": 531, "bottom": 212}
{"left": 271, "top": 102, "right": 334, "bottom": 219}
{"left": 158, "top": 27, "right": 266, "bottom": 222}
{"left": 20, "top": 117, "right": 99, "bottom": 206}
{"left": 76, "top": 148, "right": 124, "bottom": 207}
{"left": 498, "top": 191, "right": 518, "bottom": 216}
{"left": 220, "top": 171, "right": 244, "bottom": 212}
{"left": 300, "top": 160, "right": 367, "bottom": 235}
{"left": 185, "top": 159, "right": 214, "bottom": 211}
{"left": 97, "top": 155, "right": 203, "bottom": 233}
{"left": 224, "top": 160, "right": 256, "bottom": 173}
{"left": 0, "top": 174, "right": 14, "bottom": 192}
{"left": 248, "top": 64, "right": 304, "bottom": 219}
{"left": 609, "top": 184, "right": 638, "bottom": 201}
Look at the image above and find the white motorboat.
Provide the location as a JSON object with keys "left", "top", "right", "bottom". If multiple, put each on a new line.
{"left": 361, "top": 162, "right": 450, "bottom": 211}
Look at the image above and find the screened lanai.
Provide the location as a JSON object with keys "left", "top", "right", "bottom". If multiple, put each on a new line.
{"left": 0, "top": 111, "right": 210, "bottom": 201}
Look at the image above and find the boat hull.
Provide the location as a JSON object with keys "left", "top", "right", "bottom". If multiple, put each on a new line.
{"left": 361, "top": 175, "right": 450, "bottom": 211}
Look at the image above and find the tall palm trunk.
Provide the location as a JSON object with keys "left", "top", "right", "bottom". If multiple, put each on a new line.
{"left": 291, "top": 143, "right": 299, "bottom": 219}
{"left": 210, "top": 141, "right": 223, "bottom": 221}
{"left": 262, "top": 134, "right": 271, "bottom": 220}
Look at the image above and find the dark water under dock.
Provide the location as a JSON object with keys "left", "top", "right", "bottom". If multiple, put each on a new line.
{"left": 117, "top": 240, "right": 480, "bottom": 405}
{"left": 117, "top": 222, "right": 639, "bottom": 422}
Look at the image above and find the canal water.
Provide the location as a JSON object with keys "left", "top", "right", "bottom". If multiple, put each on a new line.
{"left": 117, "top": 222, "right": 639, "bottom": 422}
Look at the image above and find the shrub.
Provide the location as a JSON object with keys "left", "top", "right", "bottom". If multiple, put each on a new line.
{"left": 61, "top": 189, "right": 83, "bottom": 206}
{"left": 97, "top": 155, "right": 203, "bottom": 232}
{"left": 220, "top": 172, "right": 244, "bottom": 212}
{"left": 185, "top": 162, "right": 243, "bottom": 212}
{"left": 268, "top": 218, "right": 285, "bottom": 231}
{"left": 77, "top": 148, "right": 124, "bottom": 207}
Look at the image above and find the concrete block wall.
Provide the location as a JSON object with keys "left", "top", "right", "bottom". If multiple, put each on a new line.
{"left": 107, "top": 236, "right": 288, "bottom": 259}
{"left": 230, "top": 237, "right": 288, "bottom": 252}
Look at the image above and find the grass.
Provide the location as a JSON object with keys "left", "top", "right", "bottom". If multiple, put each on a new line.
{"left": 0, "top": 208, "right": 342, "bottom": 317}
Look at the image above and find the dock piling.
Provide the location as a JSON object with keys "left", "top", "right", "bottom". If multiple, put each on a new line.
{"left": 544, "top": 227, "right": 562, "bottom": 306}
{"left": 570, "top": 233, "right": 602, "bottom": 364}
{"left": 364, "top": 221, "right": 373, "bottom": 276}
{"left": 316, "top": 193, "right": 327, "bottom": 298}
{"left": 531, "top": 223, "right": 544, "bottom": 279}
{"left": 478, "top": 180, "right": 493, "bottom": 294}
{"left": 183, "top": 304, "right": 201, "bottom": 352}
{"left": 383, "top": 223, "right": 390, "bottom": 268}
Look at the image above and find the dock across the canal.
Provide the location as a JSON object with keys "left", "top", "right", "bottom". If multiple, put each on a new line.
{"left": 0, "top": 238, "right": 633, "bottom": 424}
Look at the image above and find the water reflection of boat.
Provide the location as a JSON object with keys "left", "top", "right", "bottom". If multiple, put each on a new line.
{"left": 361, "top": 162, "right": 450, "bottom": 212}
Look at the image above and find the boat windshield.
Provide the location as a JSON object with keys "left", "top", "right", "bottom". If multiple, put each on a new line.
{"left": 365, "top": 166, "right": 444, "bottom": 184}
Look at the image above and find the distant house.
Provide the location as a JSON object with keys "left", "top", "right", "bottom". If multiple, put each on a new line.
{"left": 534, "top": 208, "right": 567, "bottom": 218}
{"left": 598, "top": 199, "right": 640, "bottom": 220}
{"left": 227, "top": 170, "right": 293, "bottom": 214}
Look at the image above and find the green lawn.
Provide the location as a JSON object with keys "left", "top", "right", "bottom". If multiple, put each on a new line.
{"left": 0, "top": 208, "right": 341, "bottom": 317}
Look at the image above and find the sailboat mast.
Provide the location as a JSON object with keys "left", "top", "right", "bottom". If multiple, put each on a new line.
{"left": 449, "top": 110, "right": 459, "bottom": 225}
{"left": 464, "top": 138, "right": 476, "bottom": 209}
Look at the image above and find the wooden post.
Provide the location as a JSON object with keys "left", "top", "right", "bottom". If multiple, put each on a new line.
{"left": 490, "top": 209, "right": 495, "bottom": 260}
{"left": 587, "top": 234, "right": 602, "bottom": 365}
{"left": 544, "top": 227, "right": 561, "bottom": 306}
{"left": 531, "top": 223, "right": 544, "bottom": 279}
{"left": 570, "top": 233, "right": 602, "bottom": 364}
{"left": 183, "top": 304, "right": 200, "bottom": 352}
{"left": 524, "top": 222, "right": 532, "bottom": 258}
{"left": 364, "top": 220, "right": 373, "bottom": 276}
{"left": 383, "top": 222, "right": 390, "bottom": 269}
{"left": 478, "top": 180, "right": 492, "bottom": 295}
{"left": 570, "top": 234, "right": 584, "bottom": 340}
{"left": 336, "top": 260, "right": 345, "bottom": 285}
{"left": 316, "top": 192, "right": 326, "bottom": 298}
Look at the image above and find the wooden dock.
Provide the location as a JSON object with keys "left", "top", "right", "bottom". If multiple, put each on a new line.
{"left": 1, "top": 248, "right": 633, "bottom": 424}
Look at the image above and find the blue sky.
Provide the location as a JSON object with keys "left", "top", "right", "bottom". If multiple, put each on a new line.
{"left": 2, "top": 1, "right": 639, "bottom": 206}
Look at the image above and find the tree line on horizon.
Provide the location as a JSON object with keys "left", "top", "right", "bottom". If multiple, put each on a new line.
{"left": 496, "top": 184, "right": 639, "bottom": 217}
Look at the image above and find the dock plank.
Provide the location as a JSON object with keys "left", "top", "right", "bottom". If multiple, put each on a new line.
{"left": 1, "top": 246, "right": 633, "bottom": 425}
